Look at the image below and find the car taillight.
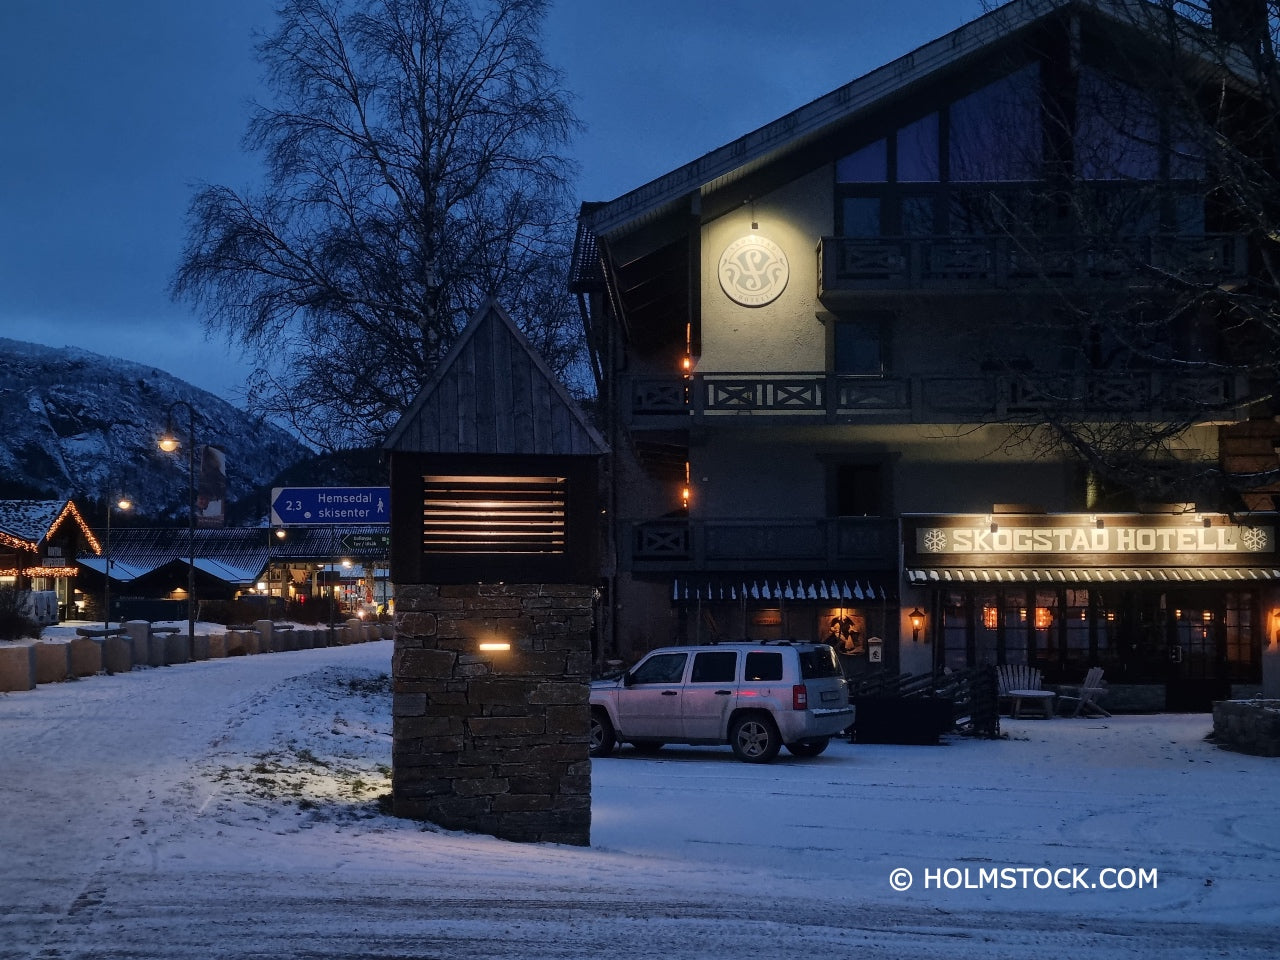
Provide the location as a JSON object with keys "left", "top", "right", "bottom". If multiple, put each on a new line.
{"left": 792, "top": 684, "right": 808, "bottom": 711}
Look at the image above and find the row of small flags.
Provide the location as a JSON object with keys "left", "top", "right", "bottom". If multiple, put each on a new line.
{"left": 673, "top": 579, "right": 888, "bottom": 602}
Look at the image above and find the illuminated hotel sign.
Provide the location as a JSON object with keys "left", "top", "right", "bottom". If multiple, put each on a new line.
{"left": 718, "top": 234, "right": 789, "bottom": 307}
{"left": 914, "top": 518, "right": 1274, "bottom": 556}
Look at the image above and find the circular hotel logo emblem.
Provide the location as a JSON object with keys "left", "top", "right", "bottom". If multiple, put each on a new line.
{"left": 718, "top": 234, "right": 789, "bottom": 307}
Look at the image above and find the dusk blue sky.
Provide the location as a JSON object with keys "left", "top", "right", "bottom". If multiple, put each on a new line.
{"left": 0, "top": 1, "right": 988, "bottom": 405}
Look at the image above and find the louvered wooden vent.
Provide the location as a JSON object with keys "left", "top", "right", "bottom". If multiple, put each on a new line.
{"left": 421, "top": 475, "right": 567, "bottom": 555}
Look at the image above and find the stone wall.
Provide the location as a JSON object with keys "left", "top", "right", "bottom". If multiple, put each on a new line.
{"left": 1213, "top": 700, "right": 1280, "bottom": 757}
{"left": 391, "top": 583, "right": 593, "bottom": 846}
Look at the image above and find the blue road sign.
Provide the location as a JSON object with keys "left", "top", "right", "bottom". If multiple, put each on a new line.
{"left": 270, "top": 486, "right": 390, "bottom": 525}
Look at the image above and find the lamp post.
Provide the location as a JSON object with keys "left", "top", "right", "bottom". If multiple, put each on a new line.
{"left": 103, "top": 494, "right": 132, "bottom": 630}
{"left": 158, "top": 400, "right": 197, "bottom": 659}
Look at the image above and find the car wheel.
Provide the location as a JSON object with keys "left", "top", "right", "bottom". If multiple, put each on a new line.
{"left": 631, "top": 741, "right": 665, "bottom": 755}
{"left": 589, "top": 709, "right": 616, "bottom": 758}
{"left": 785, "top": 736, "right": 830, "bottom": 758}
{"left": 730, "top": 713, "right": 781, "bottom": 763}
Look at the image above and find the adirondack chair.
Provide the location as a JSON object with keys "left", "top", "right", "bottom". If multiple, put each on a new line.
{"left": 1056, "top": 667, "right": 1111, "bottom": 718}
{"left": 996, "top": 664, "right": 1055, "bottom": 719}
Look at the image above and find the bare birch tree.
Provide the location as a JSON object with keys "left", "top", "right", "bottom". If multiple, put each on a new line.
{"left": 959, "top": 1, "right": 1280, "bottom": 508}
{"left": 172, "top": 0, "right": 582, "bottom": 450}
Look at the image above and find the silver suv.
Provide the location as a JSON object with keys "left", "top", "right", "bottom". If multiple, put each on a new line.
{"left": 589, "top": 641, "right": 853, "bottom": 762}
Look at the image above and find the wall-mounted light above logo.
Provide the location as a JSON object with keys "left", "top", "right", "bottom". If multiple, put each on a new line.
{"left": 717, "top": 234, "right": 789, "bottom": 307}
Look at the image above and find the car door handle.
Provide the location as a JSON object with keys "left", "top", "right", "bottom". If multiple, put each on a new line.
{"left": 661, "top": 690, "right": 678, "bottom": 696}
{"left": 715, "top": 690, "right": 732, "bottom": 696}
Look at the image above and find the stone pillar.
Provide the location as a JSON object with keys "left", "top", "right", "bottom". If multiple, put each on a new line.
{"left": 0, "top": 643, "right": 36, "bottom": 692}
{"left": 391, "top": 582, "right": 592, "bottom": 845}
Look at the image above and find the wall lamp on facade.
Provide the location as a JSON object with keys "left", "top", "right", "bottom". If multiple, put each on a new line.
{"left": 1271, "top": 610, "right": 1280, "bottom": 648}
{"left": 478, "top": 641, "right": 511, "bottom": 652}
{"left": 909, "top": 607, "right": 926, "bottom": 642}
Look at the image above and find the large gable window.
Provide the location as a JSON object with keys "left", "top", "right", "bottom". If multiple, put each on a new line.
{"left": 835, "top": 63, "right": 1042, "bottom": 238}
{"left": 836, "top": 139, "right": 887, "bottom": 183}
{"left": 897, "top": 113, "right": 940, "bottom": 182}
{"left": 949, "top": 64, "right": 1042, "bottom": 182}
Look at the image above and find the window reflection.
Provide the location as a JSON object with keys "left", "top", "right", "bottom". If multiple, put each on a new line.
{"left": 949, "top": 64, "right": 1042, "bottom": 182}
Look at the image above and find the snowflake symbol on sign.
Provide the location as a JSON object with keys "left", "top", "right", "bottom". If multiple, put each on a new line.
{"left": 1239, "top": 527, "right": 1268, "bottom": 550}
{"left": 923, "top": 530, "right": 948, "bottom": 552}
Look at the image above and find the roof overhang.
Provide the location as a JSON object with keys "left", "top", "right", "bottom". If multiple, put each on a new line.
{"left": 908, "top": 567, "right": 1280, "bottom": 584}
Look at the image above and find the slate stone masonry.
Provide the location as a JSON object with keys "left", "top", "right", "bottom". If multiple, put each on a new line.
{"left": 391, "top": 582, "right": 593, "bottom": 845}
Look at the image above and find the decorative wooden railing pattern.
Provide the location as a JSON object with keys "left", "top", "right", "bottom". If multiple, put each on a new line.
{"left": 818, "top": 233, "right": 1247, "bottom": 294}
{"left": 627, "top": 517, "right": 898, "bottom": 569}
{"left": 625, "top": 371, "right": 1242, "bottom": 423}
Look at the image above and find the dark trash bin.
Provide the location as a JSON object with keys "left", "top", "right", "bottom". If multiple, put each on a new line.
{"left": 852, "top": 696, "right": 954, "bottom": 745}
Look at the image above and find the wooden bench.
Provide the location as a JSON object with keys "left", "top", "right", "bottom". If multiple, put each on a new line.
{"left": 997, "top": 664, "right": 1056, "bottom": 719}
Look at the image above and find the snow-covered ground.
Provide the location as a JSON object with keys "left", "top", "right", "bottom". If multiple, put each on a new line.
{"left": 2, "top": 626, "right": 1276, "bottom": 958}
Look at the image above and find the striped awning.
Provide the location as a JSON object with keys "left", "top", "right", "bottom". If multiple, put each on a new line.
{"left": 673, "top": 575, "right": 895, "bottom": 603}
{"left": 907, "top": 567, "right": 1280, "bottom": 585}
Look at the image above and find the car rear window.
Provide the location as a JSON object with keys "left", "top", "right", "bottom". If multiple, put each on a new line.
{"left": 744, "top": 651, "right": 784, "bottom": 682}
{"left": 799, "top": 646, "right": 843, "bottom": 679}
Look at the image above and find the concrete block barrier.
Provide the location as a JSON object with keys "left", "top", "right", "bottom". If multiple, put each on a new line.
{"left": 35, "top": 641, "right": 70, "bottom": 683}
{"left": 68, "top": 637, "right": 102, "bottom": 677}
{"left": 103, "top": 635, "right": 133, "bottom": 674}
{"left": 254, "top": 620, "right": 275, "bottom": 653}
{"left": 123, "top": 622, "right": 151, "bottom": 667}
{"left": 163, "top": 632, "right": 190, "bottom": 665}
{"left": 208, "top": 633, "right": 227, "bottom": 658}
{"left": 0, "top": 643, "right": 36, "bottom": 691}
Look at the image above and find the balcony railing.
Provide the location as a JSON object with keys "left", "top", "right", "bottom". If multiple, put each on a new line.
{"left": 624, "top": 371, "right": 1244, "bottom": 424}
{"left": 626, "top": 517, "right": 899, "bottom": 571}
{"left": 818, "top": 233, "right": 1248, "bottom": 298}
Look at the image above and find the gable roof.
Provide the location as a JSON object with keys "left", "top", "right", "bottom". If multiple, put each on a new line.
{"left": 584, "top": 0, "right": 1228, "bottom": 244}
{"left": 0, "top": 499, "right": 98, "bottom": 553}
{"left": 384, "top": 299, "right": 607, "bottom": 456}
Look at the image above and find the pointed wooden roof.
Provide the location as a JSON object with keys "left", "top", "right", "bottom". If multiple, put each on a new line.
{"left": 0, "top": 499, "right": 99, "bottom": 553}
{"left": 384, "top": 300, "right": 607, "bottom": 456}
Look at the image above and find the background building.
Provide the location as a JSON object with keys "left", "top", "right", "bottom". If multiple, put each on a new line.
{"left": 571, "top": 0, "right": 1280, "bottom": 708}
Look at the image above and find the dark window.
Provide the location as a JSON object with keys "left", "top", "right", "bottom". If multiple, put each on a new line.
{"left": 834, "top": 318, "right": 883, "bottom": 375}
{"left": 897, "top": 113, "right": 940, "bottom": 182}
{"left": 833, "top": 464, "right": 882, "bottom": 517}
{"left": 841, "top": 197, "right": 881, "bottom": 237}
{"left": 836, "top": 139, "right": 888, "bottom": 182}
{"left": 631, "top": 652, "right": 687, "bottom": 684}
{"left": 949, "top": 64, "right": 1042, "bottom": 182}
{"left": 1076, "top": 68, "right": 1160, "bottom": 181}
{"left": 900, "top": 195, "right": 937, "bottom": 236}
{"left": 744, "top": 651, "right": 784, "bottom": 682}
{"left": 690, "top": 651, "right": 737, "bottom": 683}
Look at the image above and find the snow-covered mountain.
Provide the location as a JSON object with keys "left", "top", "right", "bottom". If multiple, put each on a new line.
{"left": 0, "top": 338, "right": 309, "bottom": 520}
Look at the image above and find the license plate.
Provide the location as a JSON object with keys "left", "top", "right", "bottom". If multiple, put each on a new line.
{"left": 821, "top": 690, "right": 839, "bottom": 702}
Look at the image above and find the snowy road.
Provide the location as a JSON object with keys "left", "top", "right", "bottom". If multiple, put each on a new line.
{"left": 2, "top": 639, "right": 1276, "bottom": 958}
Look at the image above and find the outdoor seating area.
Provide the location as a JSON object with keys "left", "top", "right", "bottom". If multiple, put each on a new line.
{"left": 997, "top": 664, "right": 1056, "bottom": 719}
{"left": 1057, "top": 666, "right": 1111, "bottom": 718}
{"left": 996, "top": 665, "right": 1112, "bottom": 719}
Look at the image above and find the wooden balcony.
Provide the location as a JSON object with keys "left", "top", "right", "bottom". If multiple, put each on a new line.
{"left": 817, "top": 233, "right": 1248, "bottom": 300}
{"left": 624, "top": 516, "right": 899, "bottom": 572}
{"left": 623, "top": 370, "right": 1245, "bottom": 426}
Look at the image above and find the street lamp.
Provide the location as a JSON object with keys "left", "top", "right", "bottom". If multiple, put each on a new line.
{"left": 158, "top": 400, "right": 197, "bottom": 659}
{"left": 103, "top": 494, "right": 132, "bottom": 630}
